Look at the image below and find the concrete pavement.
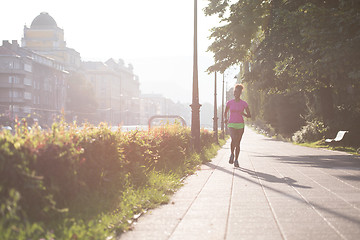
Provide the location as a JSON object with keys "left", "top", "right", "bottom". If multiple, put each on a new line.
{"left": 118, "top": 128, "right": 360, "bottom": 240}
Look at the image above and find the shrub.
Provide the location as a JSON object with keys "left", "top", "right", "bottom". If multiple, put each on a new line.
{"left": 77, "top": 123, "right": 125, "bottom": 195}
{"left": 200, "top": 128, "right": 214, "bottom": 149}
{"left": 292, "top": 120, "right": 329, "bottom": 143}
{"left": 0, "top": 127, "right": 58, "bottom": 223}
{"left": 0, "top": 120, "right": 219, "bottom": 239}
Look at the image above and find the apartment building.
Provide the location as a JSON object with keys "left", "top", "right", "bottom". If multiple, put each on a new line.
{"left": 0, "top": 12, "right": 171, "bottom": 127}
{"left": 0, "top": 40, "right": 67, "bottom": 126}
{"left": 82, "top": 59, "right": 140, "bottom": 125}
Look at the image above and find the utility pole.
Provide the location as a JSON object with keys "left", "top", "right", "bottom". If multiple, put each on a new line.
{"left": 213, "top": 72, "right": 218, "bottom": 143}
{"left": 10, "top": 61, "right": 14, "bottom": 121}
{"left": 221, "top": 73, "right": 225, "bottom": 139}
{"left": 191, "top": 0, "right": 201, "bottom": 152}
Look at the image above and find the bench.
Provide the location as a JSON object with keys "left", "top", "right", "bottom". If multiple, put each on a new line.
{"left": 325, "top": 131, "right": 349, "bottom": 143}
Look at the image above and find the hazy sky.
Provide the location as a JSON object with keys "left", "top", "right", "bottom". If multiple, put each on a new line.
{"left": 0, "top": 0, "right": 238, "bottom": 104}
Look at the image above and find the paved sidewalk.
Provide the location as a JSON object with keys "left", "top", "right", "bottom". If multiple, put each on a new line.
{"left": 118, "top": 128, "right": 360, "bottom": 240}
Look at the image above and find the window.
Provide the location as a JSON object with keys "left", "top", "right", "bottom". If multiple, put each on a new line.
{"left": 24, "top": 64, "right": 32, "bottom": 72}
{"left": 24, "top": 78, "right": 32, "bottom": 86}
{"left": 24, "top": 92, "right": 32, "bottom": 100}
{"left": 9, "top": 61, "right": 20, "bottom": 69}
{"left": 9, "top": 90, "right": 21, "bottom": 98}
{"left": 44, "top": 83, "right": 50, "bottom": 91}
{"left": 9, "top": 76, "right": 20, "bottom": 84}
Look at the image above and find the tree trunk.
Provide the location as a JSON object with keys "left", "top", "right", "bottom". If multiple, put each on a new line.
{"left": 318, "top": 85, "right": 334, "bottom": 124}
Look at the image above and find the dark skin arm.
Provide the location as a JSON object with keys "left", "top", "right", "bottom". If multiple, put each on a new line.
{"left": 242, "top": 106, "right": 251, "bottom": 119}
{"left": 224, "top": 105, "right": 230, "bottom": 123}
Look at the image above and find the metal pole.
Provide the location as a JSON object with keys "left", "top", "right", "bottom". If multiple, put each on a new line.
{"left": 221, "top": 73, "right": 225, "bottom": 139}
{"left": 10, "top": 80, "right": 14, "bottom": 120}
{"left": 225, "top": 81, "right": 229, "bottom": 135}
{"left": 213, "top": 72, "right": 218, "bottom": 143}
{"left": 191, "top": 0, "right": 201, "bottom": 152}
{"left": 10, "top": 62, "right": 14, "bottom": 120}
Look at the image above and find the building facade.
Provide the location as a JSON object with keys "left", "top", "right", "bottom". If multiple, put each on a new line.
{"left": 1, "top": 12, "right": 177, "bottom": 127}
{"left": 20, "top": 12, "right": 142, "bottom": 126}
{"left": 22, "top": 12, "right": 81, "bottom": 72}
{"left": 82, "top": 59, "right": 140, "bottom": 125}
{"left": 0, "top": 40, "right": 67, "bottom": 126}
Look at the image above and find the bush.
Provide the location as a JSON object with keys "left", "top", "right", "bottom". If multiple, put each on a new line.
{"left": 0, "top": 120, "right": 219, "bottom": 239}
{"left": 200, "top": 128, "right": 216, "bottom": 149}
{"left": 292, "top": 120, "right": 329, "bottom": 143}
{"left": 250, "top": 119, "right": 277, "bottom": 137}
{"left": 0, "top": 128, "right": 58, "bottom": 223}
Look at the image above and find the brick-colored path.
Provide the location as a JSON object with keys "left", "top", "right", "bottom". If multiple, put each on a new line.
{"left": 118, "top": 128, "right": 360, "bottom": 240}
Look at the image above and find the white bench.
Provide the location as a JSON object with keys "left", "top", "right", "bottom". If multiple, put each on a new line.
{"left": 325, "top": 131, "right": 349, "bottom": 143}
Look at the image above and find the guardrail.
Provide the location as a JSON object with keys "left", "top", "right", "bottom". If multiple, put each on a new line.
{"left": 148, "top": 115, "right": 187, "bottom": 129}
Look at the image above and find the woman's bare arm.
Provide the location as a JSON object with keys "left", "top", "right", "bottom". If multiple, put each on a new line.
{"left": 224, "top": 105, "right": 229, "bottom": 123}
{"left": 242, "top": 106, "right": 251, "bottom": 119}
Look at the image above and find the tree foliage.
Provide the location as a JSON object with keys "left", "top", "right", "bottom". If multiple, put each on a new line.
{"left": 66, "top": 73, "right": 98, "bottom": 122}
{"left": 206, "top": 0, "right": 360, "bottom": 144}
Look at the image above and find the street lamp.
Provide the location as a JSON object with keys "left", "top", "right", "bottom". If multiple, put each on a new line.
{"left": 213, "top": 72, "right": 218, "bottom": 144}
{"left": 10, "top": 76, "right": 14, "bottom": 120}
{"left": 221, "top": 73, "right": 225, "bottom": 139}
{"left": 191, "top": 0, "right": 201, "bottom": 152}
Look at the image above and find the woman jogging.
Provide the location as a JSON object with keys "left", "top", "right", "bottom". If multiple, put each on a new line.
{"left": 224, "top": 84, "right": 251, "bottom": 167}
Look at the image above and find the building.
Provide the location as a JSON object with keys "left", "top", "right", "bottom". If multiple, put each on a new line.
{"left": 22, "top": 12, "right": 81, "bottom": 72}
{"left": 105, "top": 59, "right": 141, "bottom": 125}
{"left": 140, "top": 93, "right": 190, "bottom": 126}
{"left": 0, "top": 40, "right": 67, "bottom": 126}
{"left": 21, "top": 12, "right": 142, "bottom": 125}
{"left": 1, "top": 12, "right": 153, "bottom": 127}
{"left": 81, "top": 59, "right": 140, "bottom": 125}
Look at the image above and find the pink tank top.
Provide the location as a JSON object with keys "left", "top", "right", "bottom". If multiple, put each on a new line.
{"left": 226, "top": 99, "right": 248, "bottom": 123}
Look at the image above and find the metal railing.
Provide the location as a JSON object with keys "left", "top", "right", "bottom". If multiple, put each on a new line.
{"left": 148, "top": 115, "right": 187, "bottom": 129}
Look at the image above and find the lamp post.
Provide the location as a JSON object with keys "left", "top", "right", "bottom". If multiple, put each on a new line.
{"left": 10, "top": 77, "right": 14, "bottom": 120}
{"left": 10, "top": 61, "right": 14, "bottom": 121}
{"left": 191, "top": 0, "right": 201, "bottom": 152}
{"left": 213, "top": 72, "right": 218, "bottom": 143}
{"left": 221, "top": 73, "right": 225, "bottom": 139}
{"left": 225, "top": 80, "right": 229, "bottom": 135}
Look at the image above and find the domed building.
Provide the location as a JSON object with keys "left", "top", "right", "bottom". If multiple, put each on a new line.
{"left": 22, "top": 12, "right": 81, "bottom": 71}
{"left": 30, "top": 11, "right": 58, "bottom": 29}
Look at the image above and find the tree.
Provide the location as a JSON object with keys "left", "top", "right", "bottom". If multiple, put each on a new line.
{"left": 66, "top": 73, "right": 98, "bottom": 123}
{"left": 205, "top": 0, "right": 360, "bottom": 121}
{"left": 205, "top": 0, "right": 270, "bottom": 73}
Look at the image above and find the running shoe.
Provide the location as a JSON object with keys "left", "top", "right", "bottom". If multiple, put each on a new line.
{"left": 229, "top": 153, "right": 234, "bottom": 164}
{"left": 234, "top": 160, "right": 239, "bottom": 167}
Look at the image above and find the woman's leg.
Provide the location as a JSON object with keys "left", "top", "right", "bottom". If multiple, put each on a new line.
{"left": 229, "top": 128, "right": 236, "bottom": 163}
{"left": 231, "top": 138, "right": 236, "bottom": 155}
{"left": 234, "top": 128, "right": 244, "bottom": 167}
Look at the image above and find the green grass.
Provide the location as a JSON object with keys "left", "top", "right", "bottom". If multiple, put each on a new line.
{"left": 295, "top": 140, "right": 360, "bottom": 155}
{"left": 249, "top": 123, "right": 359, "bottom": 155}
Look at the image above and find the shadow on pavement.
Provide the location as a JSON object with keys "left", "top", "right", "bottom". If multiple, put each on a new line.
{"left": 254, "top": 154, "right": 360, "bottom": 181}
{"left": 237, "top": 167, "right": 311, "bottom": 189}
{"left": 337, "top": 175, "right": 360, "bottom": 182}
{"left": 203, "top": 161, "right": 360, "bottom": 224}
